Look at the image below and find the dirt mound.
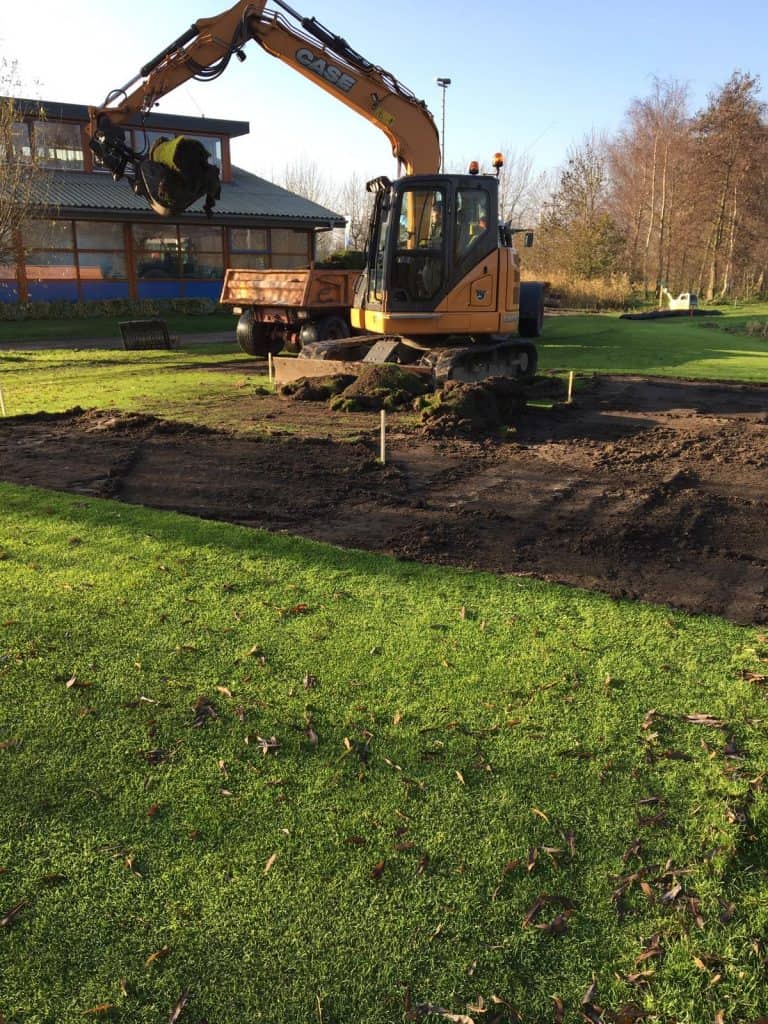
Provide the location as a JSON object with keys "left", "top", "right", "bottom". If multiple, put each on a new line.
{"left": 419, "top": 378, "right": 529, "bottom": 436}
{"left": 330, "top": 364, "right": 432, "bottom": 412}
{"left": 278, "top": 374, "right": 355, "bottom": 402}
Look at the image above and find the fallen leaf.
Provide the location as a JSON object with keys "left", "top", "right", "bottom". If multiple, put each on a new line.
{"left": 718, "top": 899, "right": 736, "bottom": 924}
{"left": 531, "top": 807, "right": 550, "bottom": 823}
{"left": 303, "top": 673, "right": 318, "bottom": 690}
{"left": 83, "top": 1004, "right": 116, "bottom": 1016}
{"left": 191, "top": 695, "right": 217, "bottom": 728}
{"left": 622, "top": 838, "right": 642, "bottom": 863}
{"left": 405, "top": 1005, "right": 475, "bottom": 1024}
{"left": 371, "top": 859, "right": 386, "bottom": 880}
{"left": 455, "top": 770, "right": 466, "bottom": 785}
{"left": 0, "top": 899, "right": 29, "bottom": 927}
{"left": 521, "top": 895, "right": 549, "bottom": 928}
{"left": 145, "top": 945, "right": 171, "bottom": 966}
{"left": 147, "top": 803, "right": 161, "bottom": 819}
{"left": 636, "top": 934, "right": 664, "bottom": 965}
{"left": 684, "top": 713, "right": 726, "bottom": 728}
{"left": 215, "top": 685, "right": 233, "bottom": 699}
{"left": 248, "top": 735, "right": 280, "bottom": 756}
{"left": 168, "top": 991, "right": 190, "bottom": 1023}
{"left": 552, "top": 995, "right": 565, "bottom": 1023}
{"left": 535, "top": 912, "right": 571, "bottom": 935}
{"left": 40, "top": 873, "right": 68, "bottom": 886}
{"left": 263, "top": 853, "right": 277, "bottom": 875}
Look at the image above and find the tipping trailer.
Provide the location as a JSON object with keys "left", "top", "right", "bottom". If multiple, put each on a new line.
{"left": 220, "top": 266, "right": 360, "bottom": 355}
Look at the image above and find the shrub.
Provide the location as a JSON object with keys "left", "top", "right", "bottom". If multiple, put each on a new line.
{"left": 526, "top": 272, "right": 643, "bottom": 312}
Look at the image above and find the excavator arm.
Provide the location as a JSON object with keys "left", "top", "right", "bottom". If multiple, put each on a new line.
{"left": 89, "top": 0, "right": 440, "bottom": 214}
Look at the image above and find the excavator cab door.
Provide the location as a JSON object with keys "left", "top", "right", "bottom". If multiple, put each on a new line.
{"left": 363, "top": 175, "right": 499, "bottom": 315}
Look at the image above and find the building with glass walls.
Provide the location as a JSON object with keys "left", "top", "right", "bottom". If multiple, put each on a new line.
{"left": 1, "top": 99, "right": 346, "bottom": 305}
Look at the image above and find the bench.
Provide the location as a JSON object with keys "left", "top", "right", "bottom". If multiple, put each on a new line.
{"left": 119, "top": 319, "right": 177, "bottom": 350}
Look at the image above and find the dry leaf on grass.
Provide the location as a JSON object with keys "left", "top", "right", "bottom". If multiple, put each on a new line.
{"left": 406, "top": 1004, "right": 475, "bottom": 1024}
{"left": 263, "top": 853, "right": 277, "bottom": 875}
{"left": 683, "top": 713, "right": 726, "bottom": 728}
{"left": 168, "top": 991, "right": 191, "bottom": 1023}
{"left": 145, "top": 945, "right": 171, "bottom": 966}
{"left": 0, "top": 899, "right": 29, "bottom": 927}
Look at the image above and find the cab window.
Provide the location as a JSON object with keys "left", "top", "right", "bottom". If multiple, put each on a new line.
{"left": 454, "top": 188, "right": 491, "bottom": 262}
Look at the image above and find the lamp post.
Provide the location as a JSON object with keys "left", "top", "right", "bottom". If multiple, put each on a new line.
{"left": 436, "top": 77, "right": 451, "bottom": 173}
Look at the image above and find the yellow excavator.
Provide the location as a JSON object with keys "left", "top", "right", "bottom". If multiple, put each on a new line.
{"left": 88, "top": 0, "right": 544, "bottom": 382}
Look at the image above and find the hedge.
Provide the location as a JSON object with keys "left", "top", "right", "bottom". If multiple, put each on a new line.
{"left": 0, "top": 297, "right": 223, "bottom": 322}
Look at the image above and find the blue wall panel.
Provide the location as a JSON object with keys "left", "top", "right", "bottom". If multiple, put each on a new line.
{"left": 27, "top": 281, "right": 79, "bottom": 302}
{"left": 80, "top": 281, "right": 131, "bottom": 301}
{"left": 184, "top": 280, "right": 223, "bottom": 301}
{"left": 137, "top": 280, "right": 182, "bottom": 301}
{"left": 0, "top": 282, "right": 19, "bottom": 304}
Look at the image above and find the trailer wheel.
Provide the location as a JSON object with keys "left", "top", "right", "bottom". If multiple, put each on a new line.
{"left": 236, "top": 311, "right": 283, "bottom": 356}
{"left": 317, "top": 315, "right": 350, "bottom": 341}
{"left": 519, "top": 282, "right": 545, "bottom": 338}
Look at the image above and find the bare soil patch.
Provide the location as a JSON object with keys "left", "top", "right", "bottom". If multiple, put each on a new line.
{"left": 2, "top": 375, "right": 767, "bottom": 624}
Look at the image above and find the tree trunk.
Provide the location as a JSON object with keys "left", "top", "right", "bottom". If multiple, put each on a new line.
{"left": 641, "top": 133, "right": 659, "bottom": 296}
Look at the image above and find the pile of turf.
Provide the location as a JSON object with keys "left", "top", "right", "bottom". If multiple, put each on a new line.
{"left": 277, "top": 374, "right": 355, "bottom": 402}
{"left": 418, "top": 378, "right": 529, "bottom": 436}
{"left": 329, "top": 364, "right": 432, "bottom": 412}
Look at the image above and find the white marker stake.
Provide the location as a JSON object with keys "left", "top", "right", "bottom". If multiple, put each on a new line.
{"left": 0, "top": 386, "right": 6, "bottom": 416}
{"left": 380, "top": 409, "right": 386, "bottom": 464}
{"left": 567, "top": 371, "right": 574, "bottom": 404}
{"left": 268, "top": 352, "right": 274, "bottom": 384}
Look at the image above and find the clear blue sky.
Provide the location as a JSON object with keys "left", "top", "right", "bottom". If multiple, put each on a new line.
{"left": 2, "top": 0, "right": 766, "bottom": 183}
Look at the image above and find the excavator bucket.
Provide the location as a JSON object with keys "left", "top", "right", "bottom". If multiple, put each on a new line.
{"left": 133, "top": 137, "right": 221, "bottom": 217}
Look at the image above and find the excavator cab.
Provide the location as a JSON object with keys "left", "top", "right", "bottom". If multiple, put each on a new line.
{"left": 359, "top": 173, "right": 500, "bottom": 317}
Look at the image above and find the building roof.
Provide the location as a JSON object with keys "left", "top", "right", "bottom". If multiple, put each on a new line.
{"left": 32, "top": 166, "right": 346, "bottom": 228}
{"left": 11, "top": 97, "right": 250, "bottom": 139}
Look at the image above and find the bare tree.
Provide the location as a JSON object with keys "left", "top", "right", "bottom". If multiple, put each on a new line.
{"left": 0, "top": 61, "right": 48, "bottom": 271}
{"left": 496, "top": 148, "right": 547, "bottom": 227}
{"left": 333, "top": 170, "right": 375, "bottom": 251}
{"left": 689, "top": 72, "right": 767, "bottom": 300}
{"left": 609, "top": 78, "right": 690, "bottom": 295}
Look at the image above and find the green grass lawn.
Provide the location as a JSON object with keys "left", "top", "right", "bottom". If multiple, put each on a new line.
{"left": 1, "top": 483, "right": 767, "bottom": 1023}
{"left": 0, "top": 313, "right": 236, "bottom": 344}
{"left": 539, "top": 304, "right": 768, "bottom": 382}
{"left": 0, "top": 347, "right": 263, "bottom": 424}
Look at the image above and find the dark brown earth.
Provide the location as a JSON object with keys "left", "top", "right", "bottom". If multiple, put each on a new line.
{"left": 2, "top": 374, "right": 767, "bottom": 625}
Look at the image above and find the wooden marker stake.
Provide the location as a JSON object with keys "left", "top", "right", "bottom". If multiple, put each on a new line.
{"left": 0, "top": 386, "right": 6, "bottom": 416}
{"left": 268, "top": 353, "right": 274, "bottom": 384}
{"left": 567, "top": 371, "right": 574, "bottom": 404}
{"left": 380, "top": 409, "right": 386, "bottom": 464}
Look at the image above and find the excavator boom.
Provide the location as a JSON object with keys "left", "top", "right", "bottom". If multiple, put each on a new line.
{"left": 89, "top": 0, "right": 440, "bottom": 215}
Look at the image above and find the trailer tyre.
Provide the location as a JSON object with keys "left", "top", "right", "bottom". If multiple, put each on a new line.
{"left": 236, "top": 310, "right": 284, "bottom": 356}
{"left": 317, "top": 315, "right": 350, "bottom": 341}
{"left": 519, "top": 282, "right": 545, "bottom": 338}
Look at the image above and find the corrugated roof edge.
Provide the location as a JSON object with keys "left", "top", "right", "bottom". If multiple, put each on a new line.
{"left": 29, "top": 165, "right": 347, "bottom": 228}
{"left": 7, "top": 96, "right": 250, "bottom": 139}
